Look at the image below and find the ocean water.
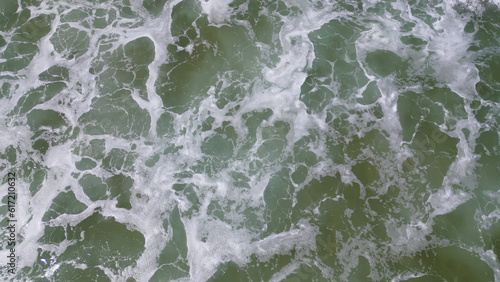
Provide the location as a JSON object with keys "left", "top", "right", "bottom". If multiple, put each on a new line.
{"left": 1, "top": 0, "right": 500, "bottom": 281}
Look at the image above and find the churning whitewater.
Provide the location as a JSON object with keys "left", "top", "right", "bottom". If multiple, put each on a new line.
{"left": 1, "top": 0, "right": 500, "bottom": 281}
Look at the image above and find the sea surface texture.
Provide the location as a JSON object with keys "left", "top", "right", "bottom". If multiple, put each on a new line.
{"left": 1, "top": 0, "right": 500, "bottom": 281}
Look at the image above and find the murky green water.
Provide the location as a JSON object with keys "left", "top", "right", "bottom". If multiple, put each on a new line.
{"left": 1, "top": 0, "right": 500, "bottom": 281}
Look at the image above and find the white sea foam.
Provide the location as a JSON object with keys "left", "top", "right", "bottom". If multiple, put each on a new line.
{"left": 200, "top": 0, "right": 234, "bottom": 25}
{"left": 1, "top": 0, "right": 498, "bottom": 280}
{"left": 449, "top": 0, "right": 500, "bottom": 12}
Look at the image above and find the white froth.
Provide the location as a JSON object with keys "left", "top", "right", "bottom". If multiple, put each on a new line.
{"left": 428, "top": 186, "right": 471, "bottom": 216}
{"left": 428, "top": 3, "right": 479, "bottom": 98}
{"left": 2, "top": 0, "right": 499, "bottom": 280}
{"left": 200, "top": 0, "right": 233, "bottom": 25}
{"left": 184, "top": 217, "right": 318, "bottom": 281}
{"left": 386, "top": 219, "right": 432, "bottom": 254}
{"left": 449, "top": 0, "right": 500, "bottom": 11}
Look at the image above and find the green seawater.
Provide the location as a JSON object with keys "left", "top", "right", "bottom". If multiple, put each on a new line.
{"left": 1, "top": 0, "right": 500, "bottom": 281}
